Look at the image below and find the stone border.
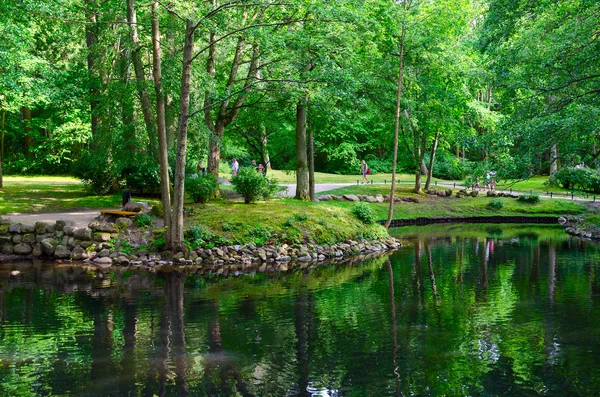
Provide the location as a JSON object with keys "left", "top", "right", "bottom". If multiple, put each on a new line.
{"left": 0, "top": 218, "right": 402, "bottom": 270}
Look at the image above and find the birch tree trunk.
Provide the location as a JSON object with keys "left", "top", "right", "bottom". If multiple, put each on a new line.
{"left": 151, "top": 0, "right": 172, "bottom": 235}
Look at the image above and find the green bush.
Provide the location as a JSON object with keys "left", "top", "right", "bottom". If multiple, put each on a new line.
{"left": 76, "top": 150, "right": 119, "bottom": 194}
{"left": 550, "top": 167, "right": 600, "bottom": 193}
{"left": 432, "top": 152, "right": 468, "bottom": 180}
{"left": 185, "top": 225, "right": 216, "bottom": 248}
{"left": 352, "top": 202, "right": 375, "bottom": 224}
{"left": 124, "top": 154, "right": 161, "bottom": 195}
{"left": 150, "top": 203, "right": 163, "bottom": 217}
{"left": 487, "top": 199, "right": 504, "bottom": 210}
{"left": 231, "top": 167, "right": 273, "bottom": 204}
{"left": 262, "top": 177, "right": 281, "bottom": 200}
{"left": 247, "top": 225, "right": 275, "bottom": 246}
{"left": 134, "top": 213, "right": 154, "bottom": 227}
{"left": 186, "top": 174, "right": 219, "bottom": 204}
{"left": 517, "top": 194, "right": 540, "bottom": 204}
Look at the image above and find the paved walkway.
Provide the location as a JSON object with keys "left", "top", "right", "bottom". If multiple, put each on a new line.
{"left": 282, "top": 183, "right": 353, "bottom": 198}
{"left": 4, "top": 210, "right": 101, "bottom": 228}
{"left": 4, "top": 181, "right": 595, "bottom": 228}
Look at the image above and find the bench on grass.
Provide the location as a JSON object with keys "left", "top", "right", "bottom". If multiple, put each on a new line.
{"left": 99, "top": 210, "right": 137, "bottom": 217}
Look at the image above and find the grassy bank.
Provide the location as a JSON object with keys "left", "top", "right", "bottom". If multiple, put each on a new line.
{"left": 185, "top": 199, "right": 388, "bottom": 247}
{"left": 0, "top": 179, "right": 157, "bottom": 214}
{"left": 320, "top": 185, "right": 585, "bottom": 219}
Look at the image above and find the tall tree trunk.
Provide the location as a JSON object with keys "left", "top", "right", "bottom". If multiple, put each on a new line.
{"left": 127, "top": 0, "right": 157, "bottom": 156}
{"left": 170, "top": 20, "right": 195, "bottom": 252}
{"left": 308, "top": 119, "right": 315, "bottom": 201}
{"left": 385, "top": 17, "right": 406, "bottom": 229}
{"left": 424, "top": 131, "right": 440, "bottom": 191}
{"left": 549, "top": 144, "right": 558, "bottom": 175}
{"left": 120, "top": 43, "right": 136, "bottom": 154}
{"left": 0, "top": 107, "right": 4, "bottom": 188}
{"left": 1, "top": 106, "right": 4, "bottom": 162}
{"left": 85, "top": 0, "right": 100, "bottom": 139}
{"left": 151, "top": 0, "right": 171, "bottom": 235}
{"left": 21, "top": 107, "right": 33, "bottom": 157}
{"left": 420, "top": 158, "right": 428, "bottom": 175}
{"left": 261, "top": 123, "right": 271, "bottom": 171}
{"left": 295, "top": 100, "right": 309, "bottom": 200}
{"left": 166, "top": 94, "right": 176, "bottom": 150}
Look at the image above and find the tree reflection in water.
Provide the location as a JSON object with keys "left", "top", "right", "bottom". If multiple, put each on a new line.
{"left": 1, "top": 226, "right": 600, "bottom": 395}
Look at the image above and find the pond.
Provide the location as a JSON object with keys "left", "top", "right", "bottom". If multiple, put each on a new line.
{"left": 1, "top": 224, "right": 600, "bottom": 396}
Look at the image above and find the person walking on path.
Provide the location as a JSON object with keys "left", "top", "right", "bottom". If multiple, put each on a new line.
{"left": 231, "top": 158, "right": 239, "bottom": 177}
{"left": 360, "top": 160, "right": 369, "bottom": 183}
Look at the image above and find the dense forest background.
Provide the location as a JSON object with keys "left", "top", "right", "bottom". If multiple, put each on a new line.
{"left": 1, "top": 0, "right": 598, "bottom": 191}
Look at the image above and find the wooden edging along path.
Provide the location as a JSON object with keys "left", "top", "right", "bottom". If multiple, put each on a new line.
{"left": 379, "top": 216, "right": 559, "bottom": 228}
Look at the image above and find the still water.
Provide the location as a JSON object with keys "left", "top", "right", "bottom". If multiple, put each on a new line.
{"left": 1, "top": 224, "right": 600, "bottom": 396}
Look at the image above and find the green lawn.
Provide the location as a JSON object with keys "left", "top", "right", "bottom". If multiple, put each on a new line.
{"left": 4, "top": 175, "right": 81, "bottom": 184}
{"left": 186, "top": 198, "right": 387, "bottom": 246}
{"left": 494, "top": 176, "right": 568, "bottom": 194}
{"left": 0, "top": 181, "right": 157, "bottom": 214}
{"left": 319, "top": 185, "right": 585, "bottom": 219}
{"left": 265, "top": 169, "right": 457, "bottom": 185}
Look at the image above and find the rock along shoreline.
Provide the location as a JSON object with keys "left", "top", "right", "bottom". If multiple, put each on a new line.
{"left": 0, "top": 217, "right": 402, "bottom": 270}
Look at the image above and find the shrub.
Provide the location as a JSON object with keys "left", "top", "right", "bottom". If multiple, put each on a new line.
{"left": 231, "top": 167, "right": 272, "bottom": 204}
{"left": 124, "top": 155, "right": 161, "bottom": 195}
{"left": 262, "top": 177, "right": 281, "bottom": 200}
{"left": 247, "top": 225, "right": 274, "bottom": 246}
{"left": 185, "top": 225, "right": 215, "bottom": 248}
{"left": 186, "top": 174, "right": 219, "bottom": 204}
{"left": 75, "top": 149, "right": 119, "bottom": 194}
{"left": 150, "top": 203, "right": 163, "bottom": 217}
{"left": 550, "top": 167, "right": 600, "bottom": 193}
{"left": 352, "top": 202, "right": 375, "bottom": 224}
{"left": 134, "top": 213, "right": 154, "bottom": 227}
{"left": 518, "top": 194, "right": 540, "bottom": 204}
{"left": 432, "top": 152, "right": 468, "bottom": 180}
{"left": 487, "top": 199, "right": 504, "bottom": 210}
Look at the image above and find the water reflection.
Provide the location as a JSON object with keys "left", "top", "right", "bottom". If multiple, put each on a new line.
{"left": 1, "top": 226, "right": 600, "bottom": 395}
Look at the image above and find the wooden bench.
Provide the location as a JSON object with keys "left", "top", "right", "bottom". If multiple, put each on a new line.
{"left": 99, "top": 210, "right": 138, "bottom": 217}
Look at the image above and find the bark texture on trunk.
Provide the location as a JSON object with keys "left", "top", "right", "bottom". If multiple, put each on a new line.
{"left": 385, "top": 19, "right": 406, "bottom": 228}
{"left": 151, "top": 0, "right": 172, "bottom": 235}
{"left": 550, "top": 144, "right": 558, "bottom": 175}
{"left": 170, "top": 20, "right": 195, "bottom": 252}
{"left": 308, "top": 122, "right": 315, "bottom": 201}
{"left": 85, "top": 0, "right": 100, "bottom": 139}
{"left": 204, "top": 8, "right": 261, "bottom": 177}
{"left": 0, "top": 107, "right": 4, "bottom": 188}
{"left": 424, "top": 132, "right": 440, "bottom": 191}
{"left": 127, "top": 0, "right": 157, "bottom": 156}
{"left": 295, "top": 101, "right": 309, "bottom": 200}
{"left": 21, "top": 107, "right": 33, "bottom": 157}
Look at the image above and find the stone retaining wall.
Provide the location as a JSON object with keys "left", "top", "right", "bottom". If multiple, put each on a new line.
{"left": 0, "top": 218, "right": 402, "bottom": 269}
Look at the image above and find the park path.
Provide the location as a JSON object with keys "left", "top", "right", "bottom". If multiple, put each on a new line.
{"left": 3, "top": 182, "right": 595, "bottom": 228}
{"left": 282, "top": 183, "right": 353, "bottom": 198}
{"left": 4, "top": 210, "right": 101, "bottom": 228}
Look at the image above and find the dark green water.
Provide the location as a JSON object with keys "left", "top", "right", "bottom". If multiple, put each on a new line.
{"left": 1, "top": 225, "right": 600, "bottom": 396}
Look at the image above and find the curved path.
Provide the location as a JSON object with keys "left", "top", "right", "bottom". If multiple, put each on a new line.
{"left": 4, "top": 210, "right": 101, "bottom": 229}
{"left": 4, "top": 181, "right": 595, "bottom": 227}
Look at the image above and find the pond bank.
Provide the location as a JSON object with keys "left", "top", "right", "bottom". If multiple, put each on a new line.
{"left": 0, "top": 217, "right": 401, "bottom": 269}
{"left": 381, "top": 215, "right": 559, "bottom": 227}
